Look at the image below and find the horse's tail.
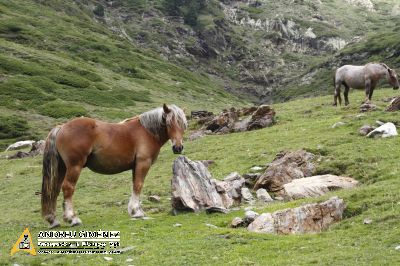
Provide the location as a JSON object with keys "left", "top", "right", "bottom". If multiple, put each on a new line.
{"left": 333, "top": 72, "right": 342, "bottom": 106}
{"left": 41, "top": 126, "right": 65, "bottom": 223}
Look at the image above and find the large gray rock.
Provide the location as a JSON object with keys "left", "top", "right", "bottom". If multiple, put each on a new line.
{"left": 172, "top": 156, "right": 229, "bottom": 213}
{"left": 254, "top": 150, "right": 316, "bottom": 192}
{"left": 8, "top": 140, "right": 45, "bottom": 159}
{"left": 283, "top": 174, "right": 358, "bottom": 200}
{"left": 247, "top": 197, "right": 346, "bottom": 234}
{"left": 171, "top": 156, "right": 245, "bottom": 214}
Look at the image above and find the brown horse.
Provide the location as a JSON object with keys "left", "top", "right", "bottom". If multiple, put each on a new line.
{"left": 41, "top": 104, "right": 187, "bottom": 227}
{"left": 333, "top": 62, "right": 399, "bottom": 106}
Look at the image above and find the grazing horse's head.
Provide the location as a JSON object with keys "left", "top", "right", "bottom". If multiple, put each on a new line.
{"left": 388, "top": 68, "right": 399, "bottom": 90}
{"left": 162, "top": 104, "right": 187, "bottom": 154}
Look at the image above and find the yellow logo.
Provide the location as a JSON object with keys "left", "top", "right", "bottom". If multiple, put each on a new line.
{"left": 10, "top": 228, "right": 36, "bottom": 256}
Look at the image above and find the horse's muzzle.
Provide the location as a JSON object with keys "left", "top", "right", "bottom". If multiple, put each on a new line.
{"left": 172, "top": 145, "right": 183, "bottom": 154}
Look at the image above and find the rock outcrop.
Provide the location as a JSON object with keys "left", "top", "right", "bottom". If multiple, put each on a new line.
{"left": 194, "top": 105, "right": 275, "bottom": 135}
{"left": 247, "top": 197, "right": 346, "bottom": 234}
{"left": 367, "top": 122, "right": 398, "bottom": 138}
{"left": 171, "top": 157, "right": 246, "bottom": 214}
{"left": 253, "top": 150, "right": 316, "bottom": 192}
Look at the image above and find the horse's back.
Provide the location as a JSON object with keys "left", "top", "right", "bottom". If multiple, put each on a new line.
{"left": 336, "top": 65, "right": 365, "bottom": 89}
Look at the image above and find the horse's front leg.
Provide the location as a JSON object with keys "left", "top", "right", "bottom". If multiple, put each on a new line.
{"left": 128, "top": 158, "right": 152, "bottom": 218}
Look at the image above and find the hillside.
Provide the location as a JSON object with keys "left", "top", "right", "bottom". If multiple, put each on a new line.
{"left": 1, "top": 89, "right": 400, "bottom": 265}
{"left": 0, "top": 0, "right": 247, "bottom": 148}
{"left": 85, "top": 0, "right": 400, "bottom": 102}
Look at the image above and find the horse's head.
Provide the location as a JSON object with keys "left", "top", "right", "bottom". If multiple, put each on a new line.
{"left": 388, "top": 68, "right": 399, "bottom": 90}
{"left": 163, "top": 104, "right": 187, "bottom": 154}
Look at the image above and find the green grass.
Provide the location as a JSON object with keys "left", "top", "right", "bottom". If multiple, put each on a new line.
{"left": 1, "top": 89, "right": 400, "bottom": 265}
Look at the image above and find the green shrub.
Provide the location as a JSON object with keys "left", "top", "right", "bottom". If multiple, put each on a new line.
{"left": 0, "top": 116, "right": 30, "bottom": 139}
{"left": 37, "top": 100, "right": 88, "bottom": 118}
{"left": 49, "top": 73, "right": 90, "bottom": 88}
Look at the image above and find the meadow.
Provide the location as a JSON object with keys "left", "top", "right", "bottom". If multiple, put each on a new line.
{"left": 1, "top": 89, "right": 399, "bottom": 265}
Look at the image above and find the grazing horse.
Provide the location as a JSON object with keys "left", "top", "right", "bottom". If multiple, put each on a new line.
{"left": 41, "top": 104, "right": 187, "bottom": 227}
{"left": 333, "top": 63, "right": 399, "bottom": 106}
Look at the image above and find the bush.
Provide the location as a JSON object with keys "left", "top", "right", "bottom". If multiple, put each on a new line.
{"left": 0, "top": 116, "right": 30, "bottom": 139}
{"left": 49, "top": 73, "right": 90, "bottom": 88}
{"left": 93, "top": 4, "right": 105, "bottom": 17}
{"left": 37, "top": 100, "right": 88, "bottom": 118}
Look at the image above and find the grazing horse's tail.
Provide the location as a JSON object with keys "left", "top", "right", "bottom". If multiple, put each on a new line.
{"left": 41, "top": 126, "right": 66, "bottom": 224}
{"left": 333, "top": 73, "right": 342, "bottom": 106}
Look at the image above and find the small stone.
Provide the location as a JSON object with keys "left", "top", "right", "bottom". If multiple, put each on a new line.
{"left": 363, "top": 218, "right": 372, "bottom": 224}
{"left": 256, "top": 188, "right": 273, "bottom": 203}
{"left": 104, "top": 257, "right": 113, "bottom": 261}
{"left": 115, "top": 201, "right": 122, "bottom": 206}
{"left": 244, "top": 206, "right": 253, "bottom": 211}
{"left": 274, "top": 196, "right": 284, "bottom": 201}
{"left": 142, "top": 217, "right": 154, "bottom": 220}
{"left": 231, "top": 217, "right": 244, "bottom": 228}
{"left": 205, "top": 223, "right": 218, "bottom": 228}
{"left": 395, "top": 245, "right": 400, "bottom": 251}
{"left": 126, "top": 258, "right": 134, "bottom": 262}
{"left": 359, "top": 125, "right": 375, "bottom": 136}
{"left": 331, "top": 122, "right": 345, "bottom": 128}
{"left": 6, "top": 174, "right": 13, "bottom": 179}
{"left": 241, "top": 187, "right": 254, "bottom": 203}
{"left": 250, "top": 166, "right": 263, "bottom": 172}
{"left": 224, "top": 172, "right": 241, "bottom": 181}
{"left": 148, "top": 195, "right": 161, "bottom": 202}
{"left": 115, "top": 246, "right": 134, "bottom": 253}
{"left": 244, "top": 210, "right": 259, "bottom": 223}
{"left": 173, "top": 223, "right": 182, "bottom": 227}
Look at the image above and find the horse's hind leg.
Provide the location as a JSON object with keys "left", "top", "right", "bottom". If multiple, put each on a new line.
{"left": 344, "top": 84, "right": 350, "bottom": 106}
{"left": 334, "top": 83, "right": 342, "bottom": 106}
{"left": 128, "top": 158, "right": 152, "bottom": 218}
{"left": 62, "top": 165, "right": 83, "bottom": 226}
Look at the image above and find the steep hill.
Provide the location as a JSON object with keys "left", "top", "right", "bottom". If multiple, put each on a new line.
{"left": 0, "top": 0, "right": 247, "bottom": 148}
{"left": 85, "top": 0, "right": 400, "bottom": 102}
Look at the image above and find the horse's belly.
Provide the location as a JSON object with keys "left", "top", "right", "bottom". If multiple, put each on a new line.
{"left": 85, "top": 154, "right": 133, "bottom": 175}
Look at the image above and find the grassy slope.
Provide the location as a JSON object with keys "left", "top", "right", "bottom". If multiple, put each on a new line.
{"left": 0, "top": 0, "right": 247, "bottom": 148}
{"left": 1, "top": 89, "right": 400, "bottom": 265}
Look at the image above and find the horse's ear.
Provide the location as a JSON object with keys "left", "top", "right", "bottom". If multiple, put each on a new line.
{"left": 163, "top": 104, "right": 171, "bottom": 114}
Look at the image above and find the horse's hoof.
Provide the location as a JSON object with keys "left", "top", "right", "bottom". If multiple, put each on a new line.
{"left": 50, "top": 220, "right": 60, "bottom": 229}
{"left": 71, "top": 217, "right": 82, "bottom": 227}
{"left": 131, "top": 210, "right": 145, "bottom": 219}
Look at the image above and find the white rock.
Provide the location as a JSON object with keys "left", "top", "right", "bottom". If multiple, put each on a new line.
{"left": 224, "top": 172, "right": 241, "bottom": 181}
{"left": 250, "top": 166, "right": 263, "bottom": 172}
{"left": 363, "top": 218, "right": 372, "bottom": 224}
{"left": 104, "top": 257, "right": 113, "bottom": 261}
{"left": 256, "top": 188, "right": 273, "bottom": 203}
{"left": 6, "top": 140, "right": 35, "bottom": 151}
{"left": 395, "top": 245, "right": 400, "bottom": 251}
{"left": 283, "top": 174, "right": 358, "bottom": 200}
{"left": 367, "top": 122, "right": 398, "bottom": 138}
{"left": 173, "top": 223, "right": 182, "bottom": 227}
{"left": 126, "top": 258, "right": 134, "bottom": 262}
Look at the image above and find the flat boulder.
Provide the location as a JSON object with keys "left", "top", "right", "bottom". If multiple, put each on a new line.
{"left": 253, "top": 150, "right": 316, "bottom": 192}
{"left": 247, "top": 197, "right": 346, "bottom": 234}
{"left": 386, "top": 96, "right": 400, "bottom": 112}
{"left": 283, "top": 174, "right": 358, "bottom": 200}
